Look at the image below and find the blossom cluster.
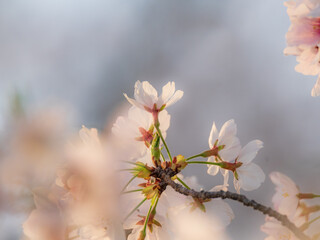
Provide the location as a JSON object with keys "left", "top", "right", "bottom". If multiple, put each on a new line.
{"left": 1, "top": 81, "right": 317, "bottom": 240}
{"left": 1, "top": 1, "right": 320, "bottom": 238}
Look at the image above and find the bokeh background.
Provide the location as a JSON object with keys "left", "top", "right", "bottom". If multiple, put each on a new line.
{"left": 1, "top": 0, "right": 320, "bottom": 239}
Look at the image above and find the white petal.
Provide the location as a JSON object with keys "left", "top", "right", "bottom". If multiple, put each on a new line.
{"left": 218, "top": 119, "right": 237, "bottom": 144}
{"left": 283, "top": 46, "right": 301, "bottom": 55}
{"left": 219, "top": 137, "right": 241, "bottom": 162}
{"left": 141, "top": 81, "right": 158, "bottom": 105}
{"left": 238, "top": 140, "right": 263, "bottom": 164}
{"left": 127, "top": 227, "right": 142, "bottom": 240}
{"left": 206, "top": 199, "right": 234, "bottom": 226}
{"left": 160, "top": 82, "right": 175, "bottom": 105}
{"left": 165, "top": 90, "right": 184, "bottom": 108}
{"left": 123, "top": 93, "right": 144, "bottom": 109}
{"left": 142, "top": 81, "right": 157, "bottom": 96}
{"left": 208, "top": 121, "right": 219, "bottom": 148}
{"left": 233, "top": 177, "right": 241, "bottom": 194}
{"left": 128, "top": 106, "right": 152, "bottom": 130}
{"left": 79, "top": 126, "right": 100, "bottom": 146}
{"left": 158, "top": 110, "right": 171, "bottom": 132}
{"left": 269, "top": 172, "right": 298, "bottom": 192}
{"left": 237, "top": 163, "right": 265, "bottom": 191}
{"left": 133, "top": 81, "right": 158, "bottom": 109}
{"left": 207, "top": 159, "right": 219, "bottom": 176}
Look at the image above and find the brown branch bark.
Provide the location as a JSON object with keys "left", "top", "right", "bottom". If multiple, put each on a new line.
{"left": 153, "top": 168, "right": 311, "bottom": 240}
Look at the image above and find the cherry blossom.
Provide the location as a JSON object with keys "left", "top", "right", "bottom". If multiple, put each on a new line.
{"left": 206, "top": 119, "right": 241, "bottom": 176}
{"left": 269, "top": 172, "right": 300, "bottom": 217}
{"left": 232, "top": 140, "right": 265, "bottom": 193}
{"left": 18, "top": 80, "right": 318, "bottom": 240}
{"left": 112, "top": 107, "right": 170, "bottom": 159}
{"left": 261, "top": 174, "right": 307, "bottom": 240}
{"left": 204, "top": 120, "right": 264, "bottom": 193}
{"left": 123, "top": 81, "right": 183, "bottom": 121}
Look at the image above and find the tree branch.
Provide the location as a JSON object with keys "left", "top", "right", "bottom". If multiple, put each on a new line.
{"left": 153, "top": 168, "right": 311, "bottom": 240}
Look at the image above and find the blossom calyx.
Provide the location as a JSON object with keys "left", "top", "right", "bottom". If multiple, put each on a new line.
{"left": 139, "top": 179, "right": 161, "bottom": 199}
{"left": 171, "top": 155, "right": 187, "bottom": 173}
{"left": 190, "top": 197, "right": 211, "bottom": 213}
{"left": 219, "top": 161, "right": 243, "bottom": 172}
{"left": 201, "top": 144, "right": 225, "bottom": 158}
{"left": 132, "top": 162, "right": 154, "bottom": 179}
{"left": 138, "top": 230, "right": 146, "bottom": 240}
{"left": 297, "top": 193, "right": 320, "bottom": 199}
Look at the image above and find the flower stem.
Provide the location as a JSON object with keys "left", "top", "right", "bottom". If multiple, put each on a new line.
{"left": 118, "top": 168, "right": 135, "bottom": 172}
{"left": 152, "top": 195, "right": 160, "bottom": 214}
{"left": 124, "top": 197, "right": 147, "bottom": 221}
{"left": 122, "top": 189, "right": 143, "bottom": 194}
{"left": 160, "top": 152, "right": 166, "bottom": 162}
{"left": 142, "top": 195, "right": 157, "bottom": 236}
{"left": 177, "top": 177, "right": 191, "bottom": 189}
{"left": 300, "top": 215, "right": 320, "bottom": 231}
{"left": 155, "top": 124, "right": 172, "bottom": 162}
{"left": 122, "top": 161, "right": 147, "bottom": 168}
{"left": 187, "top": 161, "right": 223, "bottom": 167}
{"left": 297, "top": 193, "right": 320, "bottom": 199}
{"left": 186, "top": 153, "right": 204, "bottom": 161}
{"left": 121, "top": 174, "right": 137, "bottom": 193}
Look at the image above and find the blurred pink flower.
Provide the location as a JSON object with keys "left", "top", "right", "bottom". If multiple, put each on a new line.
{"left": 284, "top": 0, "right": 320, "bottom": 96}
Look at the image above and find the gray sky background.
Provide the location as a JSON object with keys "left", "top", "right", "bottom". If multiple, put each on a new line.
{"left": 0, "top": 1, "right": 320, "bottom": 239}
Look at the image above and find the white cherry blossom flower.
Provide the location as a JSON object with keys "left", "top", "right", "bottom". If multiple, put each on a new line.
{"left": 206, "top": 119, "right": 241, "bottom": 176}
{"left": 269, "top": 172, "right": 300, "bottom": 217}
{"left": 112, "top": 107, "right": 170, "bottom": 159}
{"left": 232, "top": 140, "right": 265, "bottom": 193}
{"left": 124, "top": 81, "right": 183, "bottom": 113}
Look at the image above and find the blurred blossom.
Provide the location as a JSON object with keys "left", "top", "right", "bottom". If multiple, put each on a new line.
{"left": 0, "top": 107, "right": 69, "bottom": 212}
{"left": 23, "top": 126, "right": 125, "bottom": 240}
{"left": 269, "top": 172, "right": 300, "bottom": 218}
{"left": 166, "top": 177, "right": 231, "bottom": 240}
{"left": 284, "top": 0, "right": 320, "bottom": 96}
{"left": 261, "top": 172, "right": 320, "bottom": 239}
